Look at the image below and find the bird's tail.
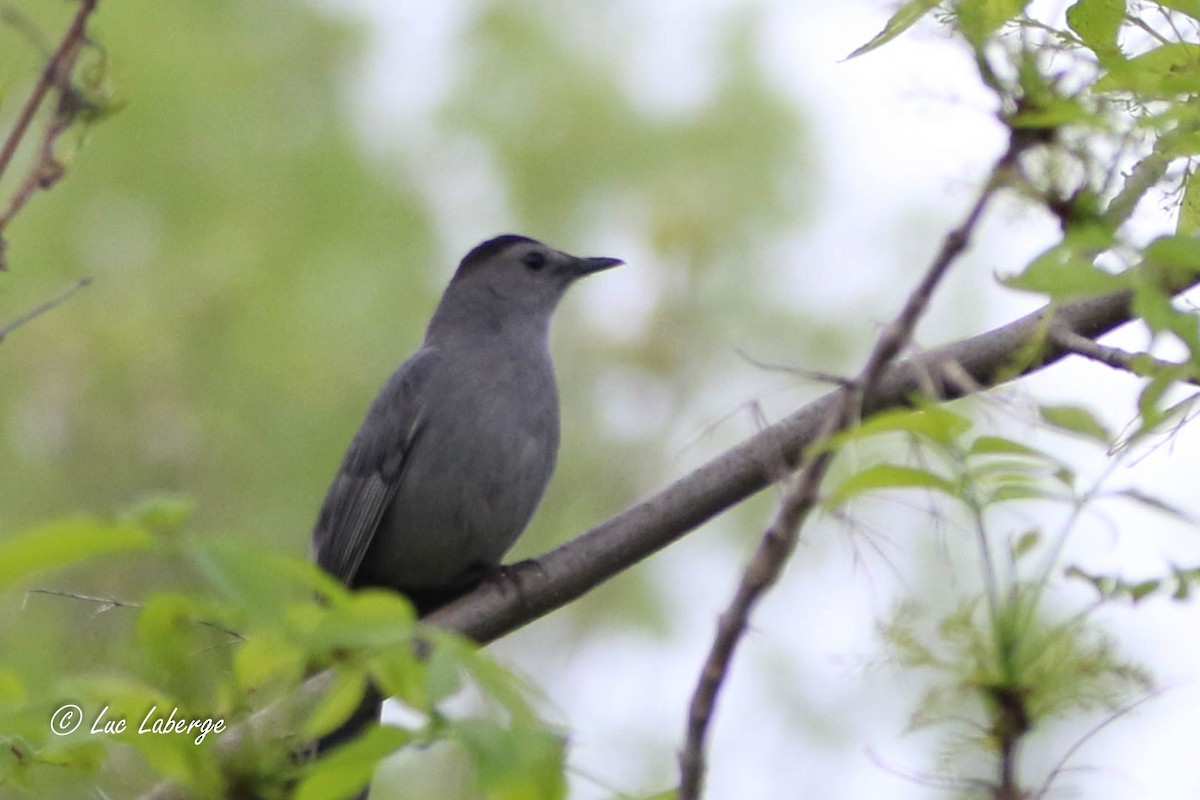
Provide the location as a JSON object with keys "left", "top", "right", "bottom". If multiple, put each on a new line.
{"left": 302, "top": 586, "right": 470, "bottom": 798}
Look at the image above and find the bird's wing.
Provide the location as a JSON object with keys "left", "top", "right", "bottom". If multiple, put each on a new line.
{"left": 310, "top": 347, "right": 439, "bottom": 587}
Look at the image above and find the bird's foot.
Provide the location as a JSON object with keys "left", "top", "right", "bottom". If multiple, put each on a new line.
{"left": 478, "top": 558, "right": 545, "bottom": 609}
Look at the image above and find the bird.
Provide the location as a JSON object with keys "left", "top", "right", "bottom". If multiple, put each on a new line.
{"left": 308, "top": 234, "right": 623, "bottom": 765}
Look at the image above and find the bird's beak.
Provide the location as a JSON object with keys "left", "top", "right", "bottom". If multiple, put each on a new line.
{"left": 569, "top": 256, "right": 624, "bottom": 277}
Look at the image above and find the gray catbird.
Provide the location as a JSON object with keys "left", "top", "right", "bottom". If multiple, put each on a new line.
{"left": 309, "top": 234, "right": 622, "bottom": 764}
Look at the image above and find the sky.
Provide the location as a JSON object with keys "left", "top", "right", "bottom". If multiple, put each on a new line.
{"left": 313, "top": 2, "right": 1200, "bottom": 798}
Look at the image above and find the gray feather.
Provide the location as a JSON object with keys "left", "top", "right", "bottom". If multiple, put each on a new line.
{"left": 311, "top": 348, "right": 437, "bottom": 587}
{"left": 306, "top": 235, "right": 622, "bottom": 780}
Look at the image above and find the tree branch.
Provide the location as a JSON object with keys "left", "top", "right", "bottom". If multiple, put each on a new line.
{"left": 25, "top": 585, "right": 244, "bottom": 641}
{"left": 0, "top": 0, "right": 100, "bottom": 269}
{"left": 677, "top": 138, "right": 1017, "bottom": 800}
{"left": 0, "top": 275, "right": 91, "bottom": 343}
{"left": 131, "top": 260, "right": 1198, "bottom": 800}
{"left": 1049, "top": 325, "right": 1197, "bottom": 384}
{"left": 425, "top": 98, "right": 1192, "bottom": 649}
{"left": 134, "top": 270, "right": 1199, "bottom": 800}
{"left": 434, "top": 291, "right": 1196, "bottom": 639}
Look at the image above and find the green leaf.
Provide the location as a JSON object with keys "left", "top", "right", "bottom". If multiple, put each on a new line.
{"left": 423, "top": 640, "right": 466, "bottom": 707}
{"left": 987, "top": 483, "right": 1063, "bottom": 503}
{"left": 121, "top": 493, "right": 193, "bottom": 533}
{"left": 304, "top": 669, "right": 369, "bottom": 740}
{"left": 967, "top": 457, "right": 1048, "bottom": 479}
{"left": 59, "top": 676, "right": 218, "bottom": 790}
{"left": 845, "top": 0, "right": 943, "bottom": 60}
{"left": 459, "top": 643, "right": 542, "bottom": 726}
{"left": 1007, "top": 93, "right": 1095, "bottom": 129}
{"left": 45, "top": 740, "right": 107, "bottom": 774}
{"left": 826, "top": 464, "right": 957, "bottom": 507}
{"left": 1004, "top": 236, "right": 1127, "bottom": 298}
{"left": 1131, "top": 278, "right": 1181, "bottom": 337}
{"left": 1172, "top": 565, "right": 1200, "bottom": 600}
{"left": 1157, "top": 0, "right": 1200, "bottom": 21}
{"left": 1012, "top": 529, "right": 1041, "bottom": 559}
{"left": 1130, "top": 261, "right": 1200, "bottom": 353}
{"left": 1053, "top": 465, "right": 1077, "bottom": 488}
{"left": 1066, "top": 0, "right": 1126, "bottom": 61}
{"left": 1039, "top": 404, "right": 1111, "bottom": 442}
{"left": 956, "top": 0, "right": 1031, "bottom": 47}
{"left": 851, "top": 406, "right": 973, "bottom": 446}
{"left": 188, "top": 536, "right": 342, "bottom": 624}
{"left": 233, "top": 634, "right": 305, "bottom": 693}
{"left": 367, "top": 639, "right": 430, "bottom": 712}
{"left": 305, "top": 590, "right": 416, "bottom": 654}
{"left": 1133, "top": 368, "right": 1178, "bottom": 437}
{"left": 296, "top": 725, "right": 414, "bottom": 800}
{"left": 455, "top": 719, "right": 567, "bottom": 800}
{"left": 1165, "top": 128, "right": 1200, "bottom": 158}
{"left": 0, "top": 517, "right": 152, "bottom": 590}
{"left": 1179, "top": 168, "right": 1200, "bottom": 236}
{"left": 134, "top": 593, "right": 211, "bottom": 681}
{"left": 1144, "top": 234, "right": 1200, "bottom": 275}
{"left": 1096, "top": 42, "right": 1200, "bottom": 97}
{"left": 968, "top": 436, "right": 1045, "bottom": 457}
{"left": 0, "top": 671, "right": 25, "bottom": 709}
{"left": 1129, "top": 580, "right": 1160, "bottom": 602}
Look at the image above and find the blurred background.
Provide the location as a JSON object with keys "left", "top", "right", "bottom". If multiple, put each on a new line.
{"left": 2, "top": 0, "right": 1199, "bottom": 798}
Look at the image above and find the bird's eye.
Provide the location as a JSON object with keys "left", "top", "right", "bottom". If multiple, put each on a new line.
{"left": 523, "top": 252, "right": 546, "bottom": 271}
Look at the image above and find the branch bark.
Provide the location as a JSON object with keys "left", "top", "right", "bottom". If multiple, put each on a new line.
{"left": 0, "top": 0, "right": 100, "bottom": 269}
{"left": 0, "top": 276, "right": 91, "bottom": 343}
{"left": 429, "top": 284, "right": 1184, "bottom": 643}
{"left": 135, "top": 279, "right": 1199, "bottom": 800}
{"left": 677, "top": 139, "right": 1016, "bottom": 800}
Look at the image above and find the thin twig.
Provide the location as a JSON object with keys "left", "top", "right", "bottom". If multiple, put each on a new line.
{"left": 733, "top": 347, "right": 856, "bottom": 388}
{"left": 674, "top": 86, "right": 1197, "bottom": 799}
{"left": 1033, "top": 690, "right": 1161, "bottom": 800}
{"left": 25, "top": 586, "right": 142, "bottom": 615}
{"left": 0, "top": 0, "right": 99, "bottom": 268}
{"left": 26, "top": 586, "right": 246, "bottom": 641}
{"left": 0, "top": 0, "right": 95, "bottom": 180}
{"left": 134, "top": 270, "right": 1200, "bottom": 800}
{"left": 0, "top": 6, "right": 53, "bottom": 55}
{"left": 676, "top": 140, "right": 1020, "bottom": 800}
{"left": 0, "top": 275, "right": 91, "bottom": 343}
{"left": 1050, "top": 325, "right": 1197, "bottom": 384}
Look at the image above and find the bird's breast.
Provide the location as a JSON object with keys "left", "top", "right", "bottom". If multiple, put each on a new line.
{"left": 363, "top": 347, "right": 560, "bottom": 591}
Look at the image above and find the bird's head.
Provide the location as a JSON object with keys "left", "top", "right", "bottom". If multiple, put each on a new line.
{"left": 430, "top": 235, "right": 623, "bottom": 338}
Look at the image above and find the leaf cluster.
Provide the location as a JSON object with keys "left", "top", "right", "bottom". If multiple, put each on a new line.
{"left": 0, "top": 500, "right": 565, "bottom": 800}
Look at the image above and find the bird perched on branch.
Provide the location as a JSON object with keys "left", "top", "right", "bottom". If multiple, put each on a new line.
{"left": 309, "top": 234, "right": 623, "bottom": 763}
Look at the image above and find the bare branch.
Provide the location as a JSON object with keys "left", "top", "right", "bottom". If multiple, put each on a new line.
{"left": 732, "top": 347, "right": 855, "bottom": 388}
{"left": 133, "top": 271, "right": 1200, "bottom": 800}
{"left": 667, "top": 117, "right": 1197, "bottom": 796}
{"left": 26, "top": 585, "right": 245, "bottom": 641}
{"left": 1033, "top": 689, "right": 1161, "bottom": 800}
{"left": 676, "top": 139, "right": 1018, "bottom": 800}
{"left": 1050, "top": 325, "right": 1197, "bottom": 384}
{"left": 0, "top": 0, "right": 100, "bottom": 268}
{"left": 428, "top": 285, "right": 1193, "bottom": 644}
{"left": 0, "top": 275, "right": 91, "bottom": 343}
{"left": 25, "top": 586, "right": 137, "bottom": 615}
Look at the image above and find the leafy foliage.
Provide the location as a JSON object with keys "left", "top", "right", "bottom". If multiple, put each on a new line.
{"left": 2, "top": 0, "right": 1200, "bottom": 798}
{"left": 829, "top": 403, "right": 1163, "bottom": 793}
{"left": 0, "top": 505, "right": 565, "bottom": 799}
